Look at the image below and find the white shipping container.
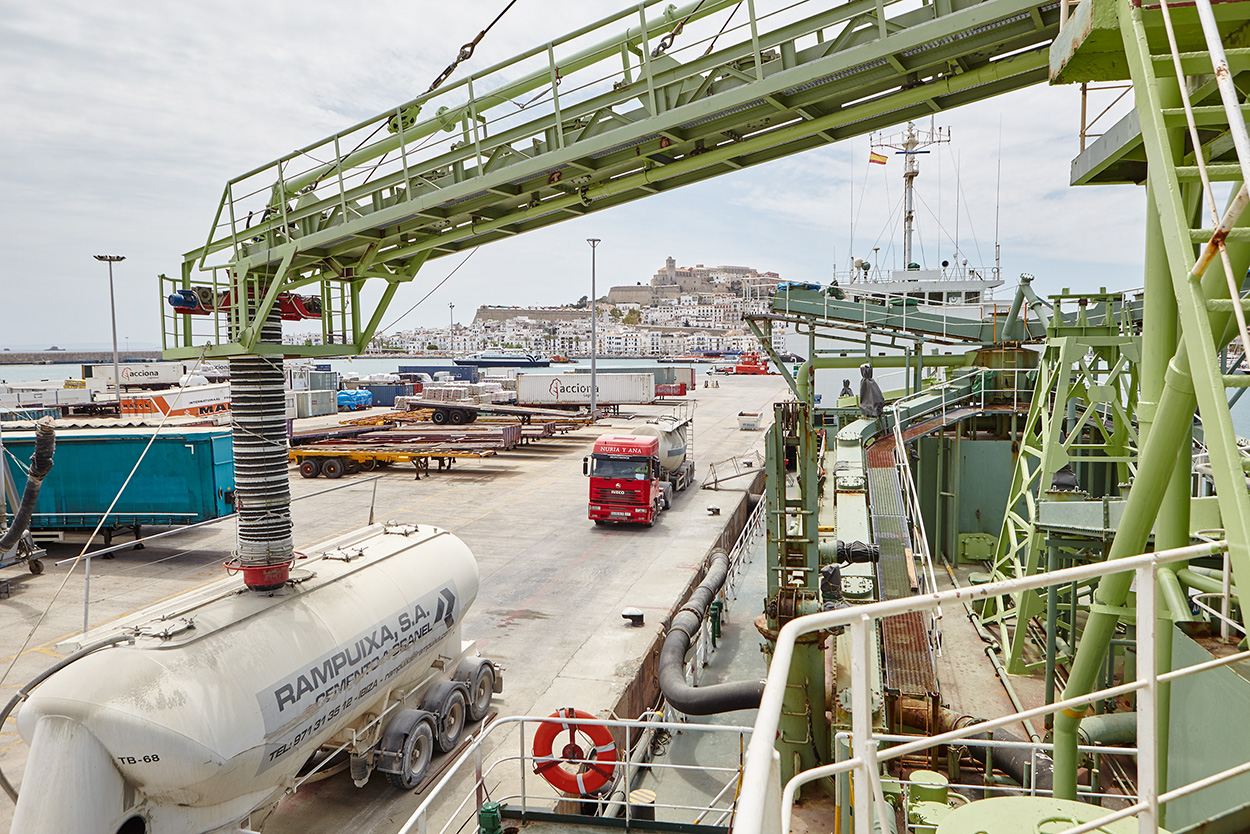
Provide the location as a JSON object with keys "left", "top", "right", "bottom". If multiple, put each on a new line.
{"left": 0, "top": 385, "right": 93, "bottom": 406}
{"left": 516, "top": 373, "right": 654, "bottom": 406}
{"left": 84, "top": 362, "right": 188, "bottom": 390}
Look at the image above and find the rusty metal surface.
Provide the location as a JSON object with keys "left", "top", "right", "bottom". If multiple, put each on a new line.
{"left": 881, "top": 610, "right": 940, "bottom": 697}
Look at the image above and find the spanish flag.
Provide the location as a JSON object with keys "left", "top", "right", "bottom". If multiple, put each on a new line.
{"left": 869, "top": 151, "right": 888, "bottom": 165}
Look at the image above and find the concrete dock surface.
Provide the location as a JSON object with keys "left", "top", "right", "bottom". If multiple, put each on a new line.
{"left": 0, "top": 374, "right": 788, "bottom": 833}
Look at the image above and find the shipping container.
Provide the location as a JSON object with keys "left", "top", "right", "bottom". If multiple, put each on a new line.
{"left": 516, "top": 373, "right": 654, "bottom": 407}
{"left": 83, "top": 362, "right": 187, "bottom": 390}
{"left": 309, "top": 371, "right": 339, "bottom": 392}
{"left": 0, "top": 385, "right": 93, "bottom": 408}
{"left": 568, "top": 365, "right": 696, "bottom": 387}
{"left": 398, "top": 365, "right": 476, "bottom": 382}
{"left": 295, "top": 390, "right": 338, "bottom": 419}
{"left": 363, "top": 383, "right": 414, "bottom": 407}
{"left": 1, "top": 426, "right": 235, "bottom": 535}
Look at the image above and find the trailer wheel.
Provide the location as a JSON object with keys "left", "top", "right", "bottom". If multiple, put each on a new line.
{"left": 431, "top": 409, "right": 449, "bottom": 425}
{"left": 429, "top": 687, "right": 468, "bottom": 753}
{"left": 322, "top": 458, "right": 345, "bottom": 479}
{"left": 386, "top": 719, "right": 434, "bottom": 791}
{"left": 299, "top": 459, "right": 322, "bottom": 479}
{"left": 449, "top": 409, "right": 467, "bottom": 425}
{"left": 344, "top": 459, "right": 361, "bottom": 475}
{"left": 359, "top": 458, "right": 378, "bottom": 472}
{"left": 466, "top": 663, "right": 495, "bottom": 722}
{"left": 28, "top": 559, "right": 43, "bottom": 575}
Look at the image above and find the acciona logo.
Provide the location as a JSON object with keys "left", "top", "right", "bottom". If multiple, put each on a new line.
{"left": 120, "top": 367, "right": 162, "bottom": 381}
{"left": 548, "top": 378, "right": 594, "bottom": 399}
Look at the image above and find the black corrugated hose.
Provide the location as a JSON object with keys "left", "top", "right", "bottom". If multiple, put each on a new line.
{"left": 0, "top": 418, "right": 55, "bottom": 553}
{"left": 658, "top": 549, "right": 766, "bottom": 714}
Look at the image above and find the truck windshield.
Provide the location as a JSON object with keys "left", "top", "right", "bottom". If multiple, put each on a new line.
{"left": 590, "top": 457, "right": 649, "bottom": 480}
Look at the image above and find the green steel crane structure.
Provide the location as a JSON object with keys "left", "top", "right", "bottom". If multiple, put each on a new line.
{"left": 160, "top": 0, "right": 1062, "bottom": 358}
{"left": 1048, "top": 0, "right": 1250, "bottom": 807}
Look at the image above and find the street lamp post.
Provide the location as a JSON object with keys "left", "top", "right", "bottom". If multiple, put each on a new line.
{"left": 587, "top": 239, "right": 600, "bottom": 417}
{"left": 93, "top": 255, "right": 126, "bottom": 405}
{"left": 449, "top": 302, "right": 455, "bottom": 328}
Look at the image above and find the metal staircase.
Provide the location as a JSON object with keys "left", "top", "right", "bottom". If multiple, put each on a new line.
{"left": 162, "top": 0, "right": 1061, "bottom": 358}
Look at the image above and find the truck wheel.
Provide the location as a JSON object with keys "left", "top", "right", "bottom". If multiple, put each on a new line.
{"left": 322, "top": 458, "right": 345, "bottom": 479}
{"left": 432, "top": 409, "right": 449, "bottom": 425}
{"left": 466, "top": 663, "right": 495, "bottom": 722}
{"left": 593, "top": 519, "right": 607, "bottom": 526}
{"left": 386, "top": 719, "right": 434, "bottom": 790}
{"left": 449, "top": 409, "right": 467, "bottom": 425}
{"left": 646, "top": 503, "right": 658, "bottom": 528}
{"left": 434, "top": 688, "right": 467, "bottom": 753}
{"left": 299, "top": 459, "right": 322, "bottom": 479}
{"left": 344, "top": 459, "right": 361, "bottom": 475}
{"left": 359, "top": 458, "right": 378, "bottom": 472}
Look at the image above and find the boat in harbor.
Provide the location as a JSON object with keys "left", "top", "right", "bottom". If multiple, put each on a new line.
{"left": 452, "top": 350, "right": 550, "bottom": 368}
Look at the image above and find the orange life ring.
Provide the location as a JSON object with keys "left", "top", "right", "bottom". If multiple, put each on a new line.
{"left": 531, "top": 708, "right": 617, "bottom": 795}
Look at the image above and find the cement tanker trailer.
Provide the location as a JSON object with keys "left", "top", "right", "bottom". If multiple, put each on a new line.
{"left": 7, "top": 523, "right": 501, "bottom": 834}
{"left": 585, "top": 413, "right": 694, "bottom": 526}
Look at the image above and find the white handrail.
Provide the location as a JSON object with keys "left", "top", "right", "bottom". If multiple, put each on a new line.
{"left": 733, "top": 538, "right": 1228, "bottom": 834}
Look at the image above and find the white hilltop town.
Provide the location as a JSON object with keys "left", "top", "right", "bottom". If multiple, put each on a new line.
{"left": 284, "top": 257, "right": 794, "bottom": 356}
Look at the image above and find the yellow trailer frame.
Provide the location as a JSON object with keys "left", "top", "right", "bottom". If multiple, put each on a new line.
{"left": 289, "top": 446, "right": 496, "bottom": 480}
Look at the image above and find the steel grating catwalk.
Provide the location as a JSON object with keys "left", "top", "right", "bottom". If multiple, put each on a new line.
{"left": 866, "top": 434, "right": 938, "bottom": 698}
{"left": 881, "top": 610, "right": 940, "bottom": 697}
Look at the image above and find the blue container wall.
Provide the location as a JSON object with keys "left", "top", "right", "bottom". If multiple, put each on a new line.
{"left": 2, "top": 429, "right": 235, "bottom": 529}
{"left": 397, "top": 365, "right": 476, "bottom": 382}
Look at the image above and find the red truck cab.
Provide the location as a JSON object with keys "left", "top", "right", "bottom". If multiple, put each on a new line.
{"left": 584, "top": 434, "right": 665, "bottom": 526}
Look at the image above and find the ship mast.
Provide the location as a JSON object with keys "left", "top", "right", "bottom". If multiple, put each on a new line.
{"left": 872, "top": 120, "right": 950, "bottom": 270}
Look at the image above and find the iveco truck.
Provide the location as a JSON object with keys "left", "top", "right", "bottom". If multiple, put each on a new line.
{"left": 584, "top": 415, "right": 694, "bottom": 526}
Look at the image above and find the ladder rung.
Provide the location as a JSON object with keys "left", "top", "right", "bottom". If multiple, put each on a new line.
{"left": 1177, "top": 164, "right": 1245, "bottom": 181}
{"left": 1190, "top": 228, "right": 1250, "bottom": 243}
{"left": 1152, "top": 48, "right": 1250, "bottom": 76}
{"left": 1161, "top": 105, "right": 1250, "bottom": 127}
{"left": 1221, "top": 374, "right": 1250, "bottom": 388}
{"left": 1205, "top": 298, "right": 1250, "bottom": 312}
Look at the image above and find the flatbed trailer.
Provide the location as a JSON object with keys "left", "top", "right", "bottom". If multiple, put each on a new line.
{"left": 355, "top": 425, "right": 524, "bottom": 450}
{"left": 386, "top": 399, "right": 596, "bottom": 426}
{"left": 288, "top": 445, "right": 497, "bottom": 479}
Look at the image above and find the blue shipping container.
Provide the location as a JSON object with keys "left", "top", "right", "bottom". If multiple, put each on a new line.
{"left": 398, "top": 365, "right": 476, "bottom": 382}
{"left": 1, "top": 426, "right": 235, "bottom": 531}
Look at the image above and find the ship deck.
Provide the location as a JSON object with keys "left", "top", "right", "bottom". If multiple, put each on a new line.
{"left": 0, "top": 374, "right": 789, "bottom": 833}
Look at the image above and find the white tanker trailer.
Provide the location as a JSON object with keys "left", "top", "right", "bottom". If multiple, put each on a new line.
{"left": 7, "top": 523, "right": 501, "bottom": 834}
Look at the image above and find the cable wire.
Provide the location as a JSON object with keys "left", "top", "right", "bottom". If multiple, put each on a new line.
{"left": 380, "top": 248, "right": 480, "bottom": 333}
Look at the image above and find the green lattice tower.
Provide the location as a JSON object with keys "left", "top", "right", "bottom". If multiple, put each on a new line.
{"left": 977, "top": 292, "right": 1140, "bottom": 674}
{"left": 1046, "top": 0, "right": 1250, "bottom": 803}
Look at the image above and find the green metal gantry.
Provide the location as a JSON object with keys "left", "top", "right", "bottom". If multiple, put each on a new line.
{"left": 161, "top": 0, "right": 1061, "bottom": 359}
{"left": 1048, "top": 0, "right": 1250, "bottom": 803}
{"left": 976, "top": 290, "right": 1142, "bottom": 674}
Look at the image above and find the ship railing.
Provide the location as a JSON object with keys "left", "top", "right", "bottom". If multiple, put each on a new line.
{"left": 394, "top": 714, "right": 755, "bottom": 834}
{"left": 779, "top": 287, "right": 1015, "bottom": 342}
{"left": 734, "top": 538, "right": 1239, "bottom": 834}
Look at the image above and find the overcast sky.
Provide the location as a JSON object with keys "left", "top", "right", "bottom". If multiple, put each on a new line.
{"left": 0, "top": 0, "right": 1145, "bottom": 351}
